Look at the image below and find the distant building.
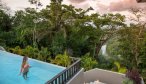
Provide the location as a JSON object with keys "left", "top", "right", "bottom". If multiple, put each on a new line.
{"left": 137, "top": 0, "right": 146, "bottom": 3}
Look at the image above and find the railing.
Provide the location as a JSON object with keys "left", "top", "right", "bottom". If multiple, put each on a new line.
{"left": 45, "top": 57, "right": 81, "bottom": 84}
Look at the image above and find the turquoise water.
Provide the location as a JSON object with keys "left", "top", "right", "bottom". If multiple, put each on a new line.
{"left": 0, "top": 51, "right": 65, "bottom": 84}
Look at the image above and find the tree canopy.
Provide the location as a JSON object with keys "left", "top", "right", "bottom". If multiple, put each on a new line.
{"left": 0, "top": 0, "right": 146, "bottom": 82}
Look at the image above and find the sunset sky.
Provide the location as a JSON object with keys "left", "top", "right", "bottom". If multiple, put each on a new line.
{"left": 2, "top": 0, "right": 146, "bottom": 17}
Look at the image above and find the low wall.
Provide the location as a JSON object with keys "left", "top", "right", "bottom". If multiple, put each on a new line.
{"left": 67, "top": 68, "right": 84, "bottom": 84}
{"left": 0, "top": 46, "right": 5, "bottom": 51}
{"left": 84, "top": 68, "right": 125, "bottom": 84}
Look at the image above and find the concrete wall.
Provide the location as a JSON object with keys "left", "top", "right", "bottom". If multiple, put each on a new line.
{"left": 84, "top": 68, "right": 125, "bottom": 84}
{"left": 0, "top": 46, "right": 5, "bottom": 51}
{"left": 67, "top": 68, "right": 84, "bottom": 84}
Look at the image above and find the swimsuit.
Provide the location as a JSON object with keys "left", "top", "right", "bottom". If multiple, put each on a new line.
{"left": 23, "top": 63, "right": 29, "bottom": 76}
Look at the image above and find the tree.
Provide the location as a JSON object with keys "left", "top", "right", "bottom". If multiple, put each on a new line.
{"left": 106, "top": 9, "right": 146, "bottom": 81}
{"left": 0, "top": 10, "right": 11, "bottom": 32}
{"left": 91, "top": 13, "right": 125, "bottom": 58}
{"left": 0, "top": 0, "right": 10, "bottom": 12}
{"left": 0, "top": 3, "right": 12, "bottom": 47}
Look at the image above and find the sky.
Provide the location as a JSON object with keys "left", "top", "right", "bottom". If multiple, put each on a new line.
{"left": 2, "top": 0, "right": 146, "bottom": 17}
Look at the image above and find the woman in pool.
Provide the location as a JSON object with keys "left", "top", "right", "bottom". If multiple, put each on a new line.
{"left": 20, "top": 56, "right": 30, "bottom": 80}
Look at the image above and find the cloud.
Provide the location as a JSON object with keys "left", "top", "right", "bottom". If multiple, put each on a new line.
{"left": 3, "top": 0, "right": 146, "bottom": 16}
{"left": 95, "top": 0, "right": 146, "bottom": 12}
{"left": 67, "top": 0, "right": 146, "bottom": 13}
{"left": 3, "top": 0, "right": 50, "bottom": 11}
{"left": 66, "top": 0, "right": 90, "bottom": 10}
{"left": 69, "top": 0, "right": 86, "bottom": 3}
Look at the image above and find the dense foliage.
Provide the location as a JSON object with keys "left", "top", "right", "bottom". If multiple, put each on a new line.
{"left": 0, "top": 0, "right": 125, "bottom": 59}
{"left": 0, "top": 0, "right": 146, "bottom": 82}
{"left": 106, "top": 9, "right": 146, "bottom": 82}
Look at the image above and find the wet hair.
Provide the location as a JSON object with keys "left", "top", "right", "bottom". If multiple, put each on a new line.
{"left": 23, "top": 56, "right": 28, "bottom": 62}
{"left": 22, "top": 56, "right": 28, "bottom": 68}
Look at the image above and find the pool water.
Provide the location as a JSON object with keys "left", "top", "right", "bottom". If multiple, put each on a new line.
{"left": 0, "top": 51, "right": 65, "bottom": 84}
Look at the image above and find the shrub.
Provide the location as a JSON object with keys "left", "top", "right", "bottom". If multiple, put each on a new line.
{"left": 111, "top": 61, "right": 127, "bottom": 73}
{"left": 9, "top": 46, "right": 23, "bottom": 55}
{"left": 123, "top": 78, "right": 134, "bottom": 84}
{"left": 51, "top": 51, "right": 71, "bottom": 67}
{"left": 81, "top": 53, "right": 98, "bottom": 71}
{"left": 126, "top": 69, "right": 141, "bottom": 84}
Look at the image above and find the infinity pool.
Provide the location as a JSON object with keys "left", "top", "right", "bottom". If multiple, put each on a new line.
{"left": 0, "top": 50, "right": 65, "bottom": 84}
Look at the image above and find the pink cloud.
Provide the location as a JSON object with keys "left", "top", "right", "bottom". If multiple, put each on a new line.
{"left": 68, "top": 0, "right": 146, "bottom": 12}
{"left": 3, "top": 0, "right": 146, "bottom": 15}
{"left": 96, "top": 0, "right": 146, "bottom": 12}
